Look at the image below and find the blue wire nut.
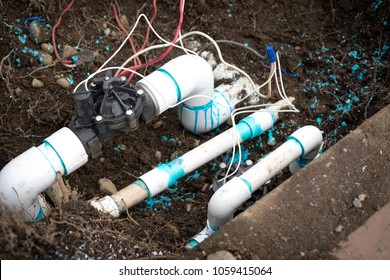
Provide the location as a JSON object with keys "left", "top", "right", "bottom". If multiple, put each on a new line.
{"left": 266, "top": 46, "right": 277, "bottom": 63}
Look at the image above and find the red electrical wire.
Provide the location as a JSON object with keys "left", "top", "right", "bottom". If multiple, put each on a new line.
{"left": 51, "top": 0, "right": 76, "bottom": 65}
{"left": 112, "top": 3, "right": 142, "bottom": 81}
{"left": 118, "top": 0, "right": 184, "bottom": 77}
{"left": 127, "top": 0, "right": 158, "bottom": 82}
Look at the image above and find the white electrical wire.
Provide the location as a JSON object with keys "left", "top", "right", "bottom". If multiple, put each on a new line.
{"left": 73, "top": 67, "right": 146, "bottom": 93}
{"left": 275, "top": 52, "right": 299, "bottom": 112}
{"left": 220, "top": 105, "right": 297, "bottom": 185}
{"left": 218, "top": 52, "right": 299, "bottom": 184}
{"left": 118, "top": 30, "right": 272, "bottom": 100}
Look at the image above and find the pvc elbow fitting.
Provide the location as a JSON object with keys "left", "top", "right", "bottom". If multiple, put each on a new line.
{"left": 207, "top": 177, "right": 252, "bottom": 229}
{"left": 287, "top": 125, "right": 323, "bottom": 174}
{"left": 0, "top": 127, "right": 88, "bottom": 221}
{"left": 136, "top": 55, "right": 233, "bottom": 134}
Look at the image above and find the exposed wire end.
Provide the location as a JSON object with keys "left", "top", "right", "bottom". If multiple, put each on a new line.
{"left": 266, "top": 45, "right": 277, "bottom": 63}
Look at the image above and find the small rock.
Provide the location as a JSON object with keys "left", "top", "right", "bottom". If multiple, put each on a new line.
{"left": 29, "top": 20, "right": 50, "bottom": 44}
{"left": 104, "top": 28, "right": 111, "bottom": 36}
{"left": 111, "top": 30, "right": 118, "bottom": 39}
{"left": 62, "top": 45, "right": 78, "bottom": 59}
{"left": 170, "top": 150, "right": 180, "bottom": 160}
{"left": 98, "top": 178, "right": 117, "bottom": 195}
{"left": 119, "top": 15, "right": 130, "bottom": 29}
{"left": 153, "top": 120, "right": 163, "bottom": 129}
{"left": 38, "top": 51, "right": 53, "bottom": 65}
{"left": 207, "top": 250, "right": 236, "bottom": 260}
{"left": 295, "top": 46, "right": 301, "bottom": 51}
{"left": 300, "top": 251, "right": 305, "bottom": 257}
{"left": 56, "top": 78, "right": 71, "bottom": 89}
{"left": 267, "top": 140, "right": 276, "bottom": 146}
{"left": 15, "top": 87, "right": 23, "bottom": 94}
{"left": 41, "top": 43, "right": 54, "bottom": 54}
{"left": 99, "top": 157, "right": 105, "bottom": 163}
{"left": 32, "top": 78, "right": 44, "bottom": 88}
{"left": 155, "top": 150, "right": 162, "bottom": 161}
{"left": 192, "top": 139, "right": 201, "bottom": 147}
{"left": 358, "top": 193, "right": 366, "bottom": 202}
{"left": 102, "top": 23, "right": 108, "bottom": 29}
{"left": 166, "top": 224, "right": 181, "bottom": 238}
{"left": 119, "top": 144, "right": 127, "bottom": 151}
{"left": 77, "top": 49, "right": 99, "bottom": 65}
{"left": 353, "top": 197, "right": 362, "bottom": 208}
{"left": 334, "top": 225, "right": 344, "bottom": 233}
{"left": 185, "top": 203, "right": 192, "bottom": 213}
{"left": 201, "top": 183, "right": 209, "bottom": 192}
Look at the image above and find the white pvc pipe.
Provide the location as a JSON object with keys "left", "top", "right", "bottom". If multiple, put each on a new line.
{"left": 90, "top": 100, "right": 290, "bottom": 217}
{"left": 136, "top": 55, "right": 232, "bottom": 133}
{"left": 0, "top": 127, "right": 88, "bottom": 221}
{"left": 188, "top": 125, "right": 323, "bottom": 247}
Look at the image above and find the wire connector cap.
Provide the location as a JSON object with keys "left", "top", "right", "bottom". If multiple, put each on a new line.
{"left": 266, "top": 46, "right": 277, "bottom": 63}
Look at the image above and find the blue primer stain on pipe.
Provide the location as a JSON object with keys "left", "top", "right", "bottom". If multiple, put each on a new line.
{"left": 43, "top": 140, "right": 68, "bottom": 175}
{"left": 157, "top": 157, "right": 185, "bottom": 187}
{"left": 236, "top": 115, "right": 263, "bottom": 141}
{"left": 187, "top": 240, "right": 199, "bottom": 248}
{"left": 240, "top": 177, "right": 253, "bottom": 193}
{"left": 157, "top": 68, "right": 182, "bottom": 102}
{"left": 133, "top": 179, "right": 152, "bottom": 197}
{"left": 32, "top": 205, "right": 45, "bottom": 223}
{"left": 286, "top": 136, "right": 305, "bottom": 157}
{"left": 180, "top": 100, "right": 213, "bottom": 133}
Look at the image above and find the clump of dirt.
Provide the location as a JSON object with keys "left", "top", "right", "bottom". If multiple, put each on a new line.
{"left": 0, "top": 0, "right": 388, "bottom": 259}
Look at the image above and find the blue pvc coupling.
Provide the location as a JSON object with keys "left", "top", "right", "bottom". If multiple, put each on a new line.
{"left": 266, "top": 46, "right": 277, "bottom": 63}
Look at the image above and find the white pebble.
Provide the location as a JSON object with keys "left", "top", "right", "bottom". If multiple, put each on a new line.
{"left": 56, "top": 78, "right": 70, "bottom": 89}
{"left": 358, "top": 193, "right": 366, "bottom": 202}
{"left": 38, "top": 51, "right": 53, "bottom": 65}
{"left": 98, "top": 178, "right": 118, "bottom": 195}
{"left": 41, "top": 43, "right": 54, "bottom": 54}
{"left": 32, "top": 78, "right": 44, "bottom": 88}
{"left": 104, "top": 28, "right": 111, "bottom": 36}
{"left": 155, "top": 150, "right": 162, "bottom": 161}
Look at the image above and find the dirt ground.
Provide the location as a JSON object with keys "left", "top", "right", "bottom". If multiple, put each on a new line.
{"left": 0, "top": 0, "right": 388, "bottom": 259}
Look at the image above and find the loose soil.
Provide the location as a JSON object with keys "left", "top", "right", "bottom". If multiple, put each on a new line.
{"left": 0, "top": 0, "right": 388, "bottom": 259}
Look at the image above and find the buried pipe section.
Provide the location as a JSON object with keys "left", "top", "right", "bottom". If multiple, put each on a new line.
{"left": 90, "top": 99, "right": 291, "bottom": 217}
{"left": 187, "top": 125, "right": 323, "bottom": 248}
{"left": 0, "top": 54, "right": 234, "bottom": 221}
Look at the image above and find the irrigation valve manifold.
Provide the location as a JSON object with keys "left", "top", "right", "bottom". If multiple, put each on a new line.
{"left": 0, "top": 54, "right": 233, "bottom": 222}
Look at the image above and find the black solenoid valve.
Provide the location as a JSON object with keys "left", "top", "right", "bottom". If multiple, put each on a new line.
{"left": 68, "top": 71, "right": 155, "bottom": 159}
